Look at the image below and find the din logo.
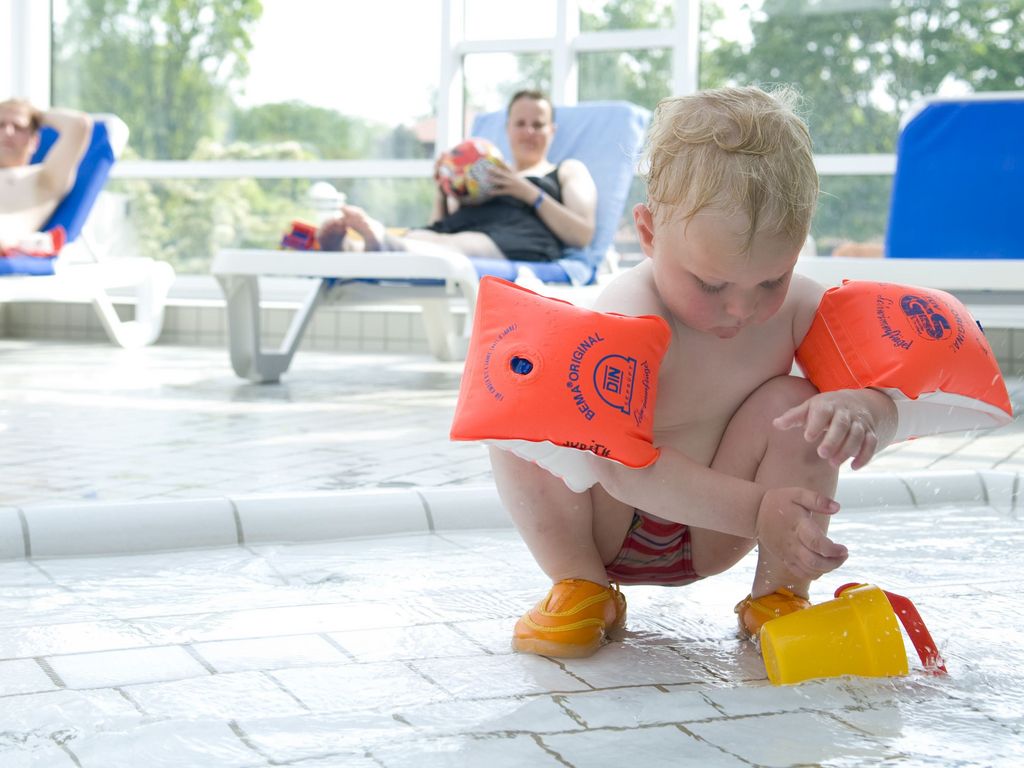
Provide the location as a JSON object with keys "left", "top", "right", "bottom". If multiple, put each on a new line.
{"left": 900, "top": 294, "right": 952, "bottom": 341}
{"left": 594, "top": 354, "right": 636, "bottom": 414}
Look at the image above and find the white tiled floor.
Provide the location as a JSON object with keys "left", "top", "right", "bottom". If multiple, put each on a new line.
{"left": 1, "top": 340, "right": 1023, "bottom": 767}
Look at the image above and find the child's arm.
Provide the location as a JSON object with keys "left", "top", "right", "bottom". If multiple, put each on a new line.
{"left": 589, "top": 449, "right": 847, "bottom": 578}
{"left": 774, "top": 388, "right": 898, "bottom": 470}
{"left": 783, "top": 275, "right": 900, "bottom": 470}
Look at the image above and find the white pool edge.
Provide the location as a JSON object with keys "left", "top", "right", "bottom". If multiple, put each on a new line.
{"left": 1, "top": 469, "right": 1020, "bottom": 560}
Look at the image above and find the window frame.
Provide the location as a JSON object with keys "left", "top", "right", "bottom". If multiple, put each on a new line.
{"left": 9, "top": 0, "right": 895, "bottom": 300}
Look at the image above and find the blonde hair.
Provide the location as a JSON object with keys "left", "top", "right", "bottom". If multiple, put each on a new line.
{"left": 642, "top": 85, "right": 818, "bottom": 249}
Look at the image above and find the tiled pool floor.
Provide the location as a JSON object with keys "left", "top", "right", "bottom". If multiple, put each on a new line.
{"left": 1, "top": 341, "right": 1021, "bottom": 507}
{"left": 0, "top": 341, "right": 1022, "bottom": 767}
{"left": 2, "top": 509, "right": 1022, "bottom": 767}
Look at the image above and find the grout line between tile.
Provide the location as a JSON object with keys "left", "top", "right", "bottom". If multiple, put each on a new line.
{"left": 262, "top": 670, "right": 313, "bottom": 712}
{"left": 15, "top": 506, "right": 31, "bottom": 558}
{"left": 227, "top": 720, "right": 274, "bottom": 765}
{"left": 900, "top": 476, "right": 919, "bottom": 507}
{"left": 530, "top": 733, "right": 575, "bottom": 767}
{"left": 227, "top": 497, "right": 245, "bottom": 546}
{"left": 115, "top": 686, "right": 147, "bottom": 716}
{"left": 976, "top": 469, "right": 991, "bottom": 506}
{"left": 34, "top": 657, "right": 67, "bottom": 689}
{"left": 415, "top": 488, "right": 436, "bottom": 532}
{"left": 54, "top": 740, "right": 83, "bottom": 768}
{"left": 318, "top": 632, "right": 360, "bottom": 663}
{"left": 182, "top": 644, "right": 219, "bottom": 675}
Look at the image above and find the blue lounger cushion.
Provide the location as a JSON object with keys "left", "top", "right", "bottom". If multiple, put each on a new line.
{"left": 886, "top": 96, "right": 1023, "bottom": 260}
{"left": 0, "top": 120, "right": 116, "bottom": 276}
{"left": 470, "top": 100, "right": 650, "bottom": 284}
{"left": 328, "top": 101, "right": 649, "bottom": 291}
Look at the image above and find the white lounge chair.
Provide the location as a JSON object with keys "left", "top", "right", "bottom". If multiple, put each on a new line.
{"left": 212, "top": 100, "right": 651, "bottom": 382}
{"left": 0, "top": 114, "right": 175, "bottom": 348}
{"left": 796, "top": 93, "right": 1024, "bottom": 330}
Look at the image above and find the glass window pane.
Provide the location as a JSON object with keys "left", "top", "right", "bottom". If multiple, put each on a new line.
{"left": 813, "top": 175, "right": 892, "bottom": 254}
{"left": 463, "top": 52, "right": 552, "bottom": 117}
{"left": 578, "top": 49, "right": 672, "bottom": 111}
{"left": 465, "top": 0, "right": 556, "bottom": 40}
{"left": 575, "top": 53, "right": 660, "bottom": 261}
{"left": 52, "top": 0, "right": 439, "bottom": 161}
{"left": 700, "top": 0, "right": 1020, "bottom": 154}
{"left": 107, "top": 176, "right": 435, "bottom": 275}
{"left": 580, "top": 0, "right": 674, "bottom": 31}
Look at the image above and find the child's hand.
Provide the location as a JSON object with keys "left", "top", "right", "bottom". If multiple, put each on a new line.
{"left": 755, "top": 488, "right": 847, "bottom": 581}
{"left": 773, "top": 390, "right": 897, "bottom": 470}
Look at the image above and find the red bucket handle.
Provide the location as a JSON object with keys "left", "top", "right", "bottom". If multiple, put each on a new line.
{"left": 836, "top": 583, "right": 948, "bottom": 675}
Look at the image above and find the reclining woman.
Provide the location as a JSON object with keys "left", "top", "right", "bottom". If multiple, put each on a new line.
{"left": 0, "top": 99, "right": 92, "bottom": 251}
{"left": 319, "top": 89, "right": 598, "bottom": 264}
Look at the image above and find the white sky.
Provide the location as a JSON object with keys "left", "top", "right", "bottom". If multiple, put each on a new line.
{"left": 238, "top": 0, "right": 741, "bottom": 125}
{"left": 239, "top": 0, "right": 562, "bottom": 126}
{"left": 238, "top": 1, "right": 443, "bottom": 125}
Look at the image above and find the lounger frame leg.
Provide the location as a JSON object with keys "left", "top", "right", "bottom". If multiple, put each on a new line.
{"left": 418, "top": 275, "right": 478, "bottom": 362}
{"left": 420, "top": 298, "right": 467, "bottom": 361}
{"left": 217, "top": 274, "right": 327, "bottom": 383}
{"left": 89, "top": 261, "right": 175, "bottom": 348}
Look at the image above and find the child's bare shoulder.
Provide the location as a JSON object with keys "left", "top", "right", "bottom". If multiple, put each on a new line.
{"left": 592, "top": 261, "right": 666, "bottom": 319}
{"left": 787, "top": 272, "right": 827, "bottom": 342}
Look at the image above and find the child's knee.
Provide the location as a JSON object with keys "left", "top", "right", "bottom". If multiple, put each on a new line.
{"left": 746, "top": 375, "right": 818, "bottom": 420}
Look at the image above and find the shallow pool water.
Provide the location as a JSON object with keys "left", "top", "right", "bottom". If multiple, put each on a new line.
{"left": 0, "top": 500, "right": 1021, "bottom": 767}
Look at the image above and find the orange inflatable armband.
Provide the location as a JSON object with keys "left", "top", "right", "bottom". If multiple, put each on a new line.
{"left": 450, "top": 277, "right": 670, "bottom": 490}
{"left": 797, "top": 281, "right": 1013, "bottom": 440}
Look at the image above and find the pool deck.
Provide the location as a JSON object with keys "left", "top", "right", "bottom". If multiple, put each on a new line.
{"left": 1, "top": 340, "right": 1022, "bottom": 767}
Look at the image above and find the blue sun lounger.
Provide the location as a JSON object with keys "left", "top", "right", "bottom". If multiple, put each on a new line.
{"left": 0, "top": 113, "right": 175, "bottom": 347}
{"left": 796, "top": 92, "right": 1024, "bottom": 330}
{"left": 212, "top": 100, "right": 650, "bottom": 382}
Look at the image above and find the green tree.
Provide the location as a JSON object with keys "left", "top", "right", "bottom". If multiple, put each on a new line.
{"left": 708, "top": 0, "right": 1024, "bottom": 244}
{"left": 54, "top": 0, "right": 263, "bottom": 160}
{"left": 232, "top": 101, "right": 372, "bottom": 159}
{"left": 53, "top": 2, "right": 441, "bottom": 271}
{"left": 579, "top": 0, "right": 673, "bottom": 109}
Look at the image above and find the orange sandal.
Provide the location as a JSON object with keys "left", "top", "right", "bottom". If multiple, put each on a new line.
{"left": 734, "top": 587, "right": 811, "bottom": 639}
{"left": 513, "top": 579, "right": 626, "bottom": 658}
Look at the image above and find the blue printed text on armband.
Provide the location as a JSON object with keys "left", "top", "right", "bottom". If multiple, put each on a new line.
{"left": 482, "top": 323, "right": 518, "bottom": 401}
{"left": 562, "top": 440, "right": 612, "bottom": 457}
{"left": 634, "top": 360, "right": 652, "bottom": 427}
{"left": 565, "top": 332, "right": 606, "bottom": 420}
{"left": 875, "top": 295, "right": 913, "bottom": 350}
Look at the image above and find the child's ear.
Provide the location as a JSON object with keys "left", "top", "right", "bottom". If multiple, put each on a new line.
{"left": 633, "top": 204, "right": 656, "bottom": 259}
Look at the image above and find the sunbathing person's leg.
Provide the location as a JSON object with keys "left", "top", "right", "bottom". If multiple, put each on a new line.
{"left": 336, "top": 204, "right": 505, "bottom": 259}
{"left": 403, "top": 229, "right": 503, "bottom": 259}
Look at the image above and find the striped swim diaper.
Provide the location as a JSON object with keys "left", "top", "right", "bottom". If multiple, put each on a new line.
{"left": 605, "top": 510, "right": 702, "bottom": 587}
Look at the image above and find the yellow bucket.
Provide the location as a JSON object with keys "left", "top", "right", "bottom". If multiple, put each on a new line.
{"left": 760, "top": 584, "right": 912, "bottom": 685}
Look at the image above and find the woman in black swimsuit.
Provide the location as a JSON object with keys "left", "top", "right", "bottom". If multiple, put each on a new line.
{"left": 321, "top": 90, "right": 597, "bottom": 263}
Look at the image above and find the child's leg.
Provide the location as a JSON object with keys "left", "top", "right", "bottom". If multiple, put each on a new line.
{"left": 488, "top": 446, "right": 635, "bottom": 586}
{"left": 691, "top": 374, "right": 839, "bottom": 598}
{"left": 490, "top": 446, "right": 637, "bottom": 657}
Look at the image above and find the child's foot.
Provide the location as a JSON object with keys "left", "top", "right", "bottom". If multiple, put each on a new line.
{"left": 340, "top": 205, "right": 385, "bottom": 251}
{"left": 734, "top": 587, "right": 811, "bottom": 639}
{"left": 513, "top": 579, "right": 626, "bottom": 658}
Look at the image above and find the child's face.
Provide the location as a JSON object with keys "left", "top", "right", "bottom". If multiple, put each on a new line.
{"left": 635, "top": 203, "right": 800, "bottom": 338}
